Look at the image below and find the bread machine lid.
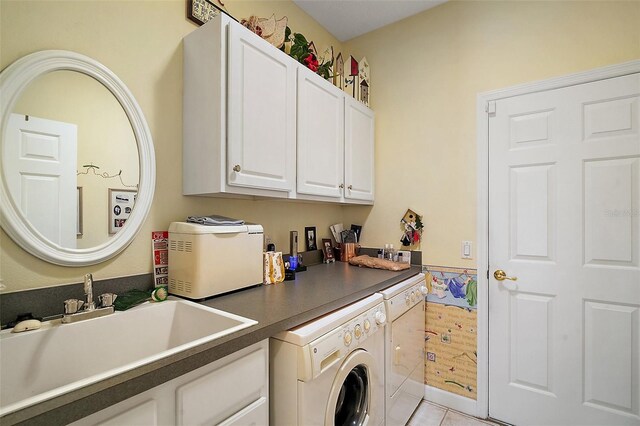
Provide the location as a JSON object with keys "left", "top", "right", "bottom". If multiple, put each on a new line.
{"left": 168, "top": 222, "right": 263, "bottom": 235}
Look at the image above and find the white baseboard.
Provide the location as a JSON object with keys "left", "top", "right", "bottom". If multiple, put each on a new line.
{"left": 424, "top": 385, "right": 477, "bottom": 417}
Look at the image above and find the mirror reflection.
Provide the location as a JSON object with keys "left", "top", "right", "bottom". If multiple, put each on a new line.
{"left": 6, "top": 70, "right": 139, "bottom": 249}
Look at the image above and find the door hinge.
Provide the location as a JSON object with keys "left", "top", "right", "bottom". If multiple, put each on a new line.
{"left": 486, "top": 101, "right": 496, "bottom": 116}
{"left": 486, "top": 269, "right": 490, "bottom": 280}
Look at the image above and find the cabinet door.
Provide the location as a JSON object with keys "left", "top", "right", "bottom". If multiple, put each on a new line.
{"left": 344, "top": 97, "right": 375, "bottom": 202}
{"left": 227, "top": 22, "right": 296, "bottom": 192}
{"left": 176, "top": 345, "right": 267, "bottom": 425}
{"left": 297, "top": 68, "right": 344, "bottom": 198}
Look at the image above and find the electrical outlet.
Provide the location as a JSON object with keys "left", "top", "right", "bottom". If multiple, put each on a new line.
{"left": 461, "top": 241, "right": 473, "bottom": 259}
{"left": 264, "top": 235, "right": 273, "bottom": 250}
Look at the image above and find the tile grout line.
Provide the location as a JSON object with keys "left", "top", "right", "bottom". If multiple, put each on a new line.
{"left": 438, "top": 408, "right": 448, "bottom": 426}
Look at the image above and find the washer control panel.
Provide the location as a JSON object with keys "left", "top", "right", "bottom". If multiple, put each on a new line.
{"left": 305, "top": 302, "right": 386, "bottom": 380}
{"left": 386, "top": 279, "right": 426, "bottom": 321}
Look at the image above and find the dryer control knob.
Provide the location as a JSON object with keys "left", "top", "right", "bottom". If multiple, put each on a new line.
{"left": 363, "top": 319, "right": 371, "bottom": 332}
{"left": 419, "top": 285, "right": 428, "bottom": 295}
{"left": 344, "top": 332, "right": 353, "bottom": 346}
{"left": 411, "top": 291, "right": 416, "bottom": 303}
{"left": 374, "top": 311, "right": 386, "bottom": 325}
{"left": 354, "top": 324, "right": 362, "bottom": 339}
{"left": 405, "top": 294, "right": 411, "bottom": 306}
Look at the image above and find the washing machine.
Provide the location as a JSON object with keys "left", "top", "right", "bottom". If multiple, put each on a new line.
{"left": 270, "top": 293, "right": 387, "bottom": 426}
{"left": 379, "top": 273, "right": 428, "bottom": 426}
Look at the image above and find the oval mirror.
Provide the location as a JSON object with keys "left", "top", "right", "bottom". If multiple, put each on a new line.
{"left": 0, "top": 50, "right": 155, "bottom": 266}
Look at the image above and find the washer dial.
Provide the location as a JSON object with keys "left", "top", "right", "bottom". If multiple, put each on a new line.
{"left": 344, "top": 331, "right": 353, "bottom": 346}
{"left": 354, "top": 324, "right": 362, "bottom": 339}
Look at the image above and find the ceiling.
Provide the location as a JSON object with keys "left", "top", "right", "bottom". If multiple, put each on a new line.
{"left": 293, "top": 0, "right": 447, "bottom": 42}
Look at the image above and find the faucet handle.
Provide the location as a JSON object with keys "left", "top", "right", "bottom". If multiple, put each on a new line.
{"left": 98, "top": 293, "right": 118, "bottom": 308}
{"left": 64, "top": 299, "right": 84, "bottom": 314}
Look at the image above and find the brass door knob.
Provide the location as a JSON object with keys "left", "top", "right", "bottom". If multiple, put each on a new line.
{"left": 233, "top": 164, "right": 241, "bottom": 172}
{"left": 494, "top": 269, "right": 517, "bottom": 281}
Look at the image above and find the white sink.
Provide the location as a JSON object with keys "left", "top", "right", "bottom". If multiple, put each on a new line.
{"left": 0, "top": 297, "right": 256, "bottom": 416}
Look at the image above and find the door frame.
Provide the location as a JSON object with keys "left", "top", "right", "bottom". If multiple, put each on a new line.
{"left": 474, "top": 59, "right": 640, "bottom": 420}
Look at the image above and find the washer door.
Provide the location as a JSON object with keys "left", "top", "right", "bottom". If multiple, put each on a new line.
{"left": 326, "top": 349, "right": 375, "bottom": 426}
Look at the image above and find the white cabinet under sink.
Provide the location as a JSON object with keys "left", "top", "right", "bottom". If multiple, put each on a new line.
{"left": 183, "top": 14, "right": 374, "bottom": 204}
{"left": 296, "top": 67, "right": 375, "bottom": 204}
{"left": 70, "top": 340, "right": 269, "bottom": 426}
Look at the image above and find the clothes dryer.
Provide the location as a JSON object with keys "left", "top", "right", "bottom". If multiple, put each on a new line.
{"left": 270, "top": 293, "right": 386, "bottom": 426}
{"left": 379, "top": 274, "right": 428, "bottom": 426}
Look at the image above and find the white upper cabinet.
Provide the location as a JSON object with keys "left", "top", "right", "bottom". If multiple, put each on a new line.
{"left": 227, "top": 22, "right": 296, "bottom": 193}
{"left": 183, "top": 14, "right": 373, "bottom": 203}
{"left": 297, "top": 68, "right": 375, "bottom": 204}
{"left": 183, "top": 15, "right": 295, "bottom": 198}
{"left": 344, "top": 96, "right": 375, "bottom": 202}
{"left": 296, "top": 66, "right": 345, "bottom": 198}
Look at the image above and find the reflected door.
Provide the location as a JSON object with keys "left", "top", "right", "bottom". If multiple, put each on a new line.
{"left": 5, "top": 114, "right": 77, "bottom": 247}
{"left": 488, "top": 73, "right": 640, "bottom": 425}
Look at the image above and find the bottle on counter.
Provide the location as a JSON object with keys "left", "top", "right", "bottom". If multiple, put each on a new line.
{"left": 384, "top": 244, "right": 393, "bottom": 261}
{"left": 377, "top": 249, "right": 383, "bottom": 259}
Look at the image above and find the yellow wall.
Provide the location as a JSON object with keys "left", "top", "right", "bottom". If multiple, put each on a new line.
{"left": 0, "top": 0, "right": 347, "bottom": 291}
{"left": 345, "top": 0, "right": 640, "bottom": 267}
{"left": 1, "top": 0, "right": 639, "bottom": 292}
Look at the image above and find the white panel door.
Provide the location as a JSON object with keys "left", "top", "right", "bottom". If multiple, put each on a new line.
{"left": 489, "top": 73, "right": 640, "bottom": 425}
{"left": 344, "top": 97, "right": 375, "bottom": 202}
{"left": 4, "top": 113, "right": 77, "bottom": 248}
{"left": 296, "top": 67, "right": 344, "bottom": 198}
{"left": 227, "top": 22, "right": 296, "bottom": 192}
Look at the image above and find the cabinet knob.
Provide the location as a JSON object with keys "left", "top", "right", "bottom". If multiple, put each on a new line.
{"left": 233, "top": 164, "right": 241, "bottom": 172}
{"left": 348, "top": 185, "right": 353, "bottom": 190}
{"left": 339, "top": 183, "right": 344, "bottom": 189}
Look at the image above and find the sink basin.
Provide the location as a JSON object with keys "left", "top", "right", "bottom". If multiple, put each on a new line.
{"left": 0, "top": 297, "right": 257, "bottom": 416}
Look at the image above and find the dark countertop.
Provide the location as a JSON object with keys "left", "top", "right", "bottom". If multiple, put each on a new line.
{"left": 4, "top": 262, "right": 421, "bottom": 425}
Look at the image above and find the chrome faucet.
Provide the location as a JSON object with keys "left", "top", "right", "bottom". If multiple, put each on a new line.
{"left": 62, "top": 274, "right": 117, "bottom": 324}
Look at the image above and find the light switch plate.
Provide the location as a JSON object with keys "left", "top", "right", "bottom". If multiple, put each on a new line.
{"left": 461, "top": 241, "right": 473, "bottom": 259}
{"left": 397, "top": 250, "right": 411, "bottom": 264}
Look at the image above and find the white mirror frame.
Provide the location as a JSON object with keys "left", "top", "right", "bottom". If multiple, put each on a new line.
{"left": 0, "top": 50, "right": 155, "bottom": 266}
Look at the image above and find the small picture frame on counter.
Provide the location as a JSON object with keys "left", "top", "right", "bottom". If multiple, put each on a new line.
{"left": 350, "top": 224, "right": 362, "bottom": 242}
{"left": 322, "top": 238, "right": 335, "bottom": 263}
{"left": 305, "top": 226, "right": 317, "bottom": 251}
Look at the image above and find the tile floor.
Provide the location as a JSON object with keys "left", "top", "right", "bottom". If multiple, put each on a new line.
{"left": 407, "top": 400, "right": 503, "bottom": 426}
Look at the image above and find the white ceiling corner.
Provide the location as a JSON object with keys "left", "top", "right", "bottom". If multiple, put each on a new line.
{"left": 293, "top": 0, "right": 447, "bottom": 42}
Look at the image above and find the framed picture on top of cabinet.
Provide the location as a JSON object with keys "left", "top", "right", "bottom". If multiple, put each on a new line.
{"left": 187, "top": 0, "right": 228, "bottom": 26}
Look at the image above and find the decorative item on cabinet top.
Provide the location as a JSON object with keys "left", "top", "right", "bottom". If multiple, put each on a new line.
{"left": 182, "top": 13, "right": 374, "bottom": 203}
{"left": 187, "top": 0, "right": 234, "bottom": 26}
{"left": 240, "top": 14, "right": 288, "bottom": 49}
{"left": 229, "top": 10, "right": 371, "bottom": 105}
